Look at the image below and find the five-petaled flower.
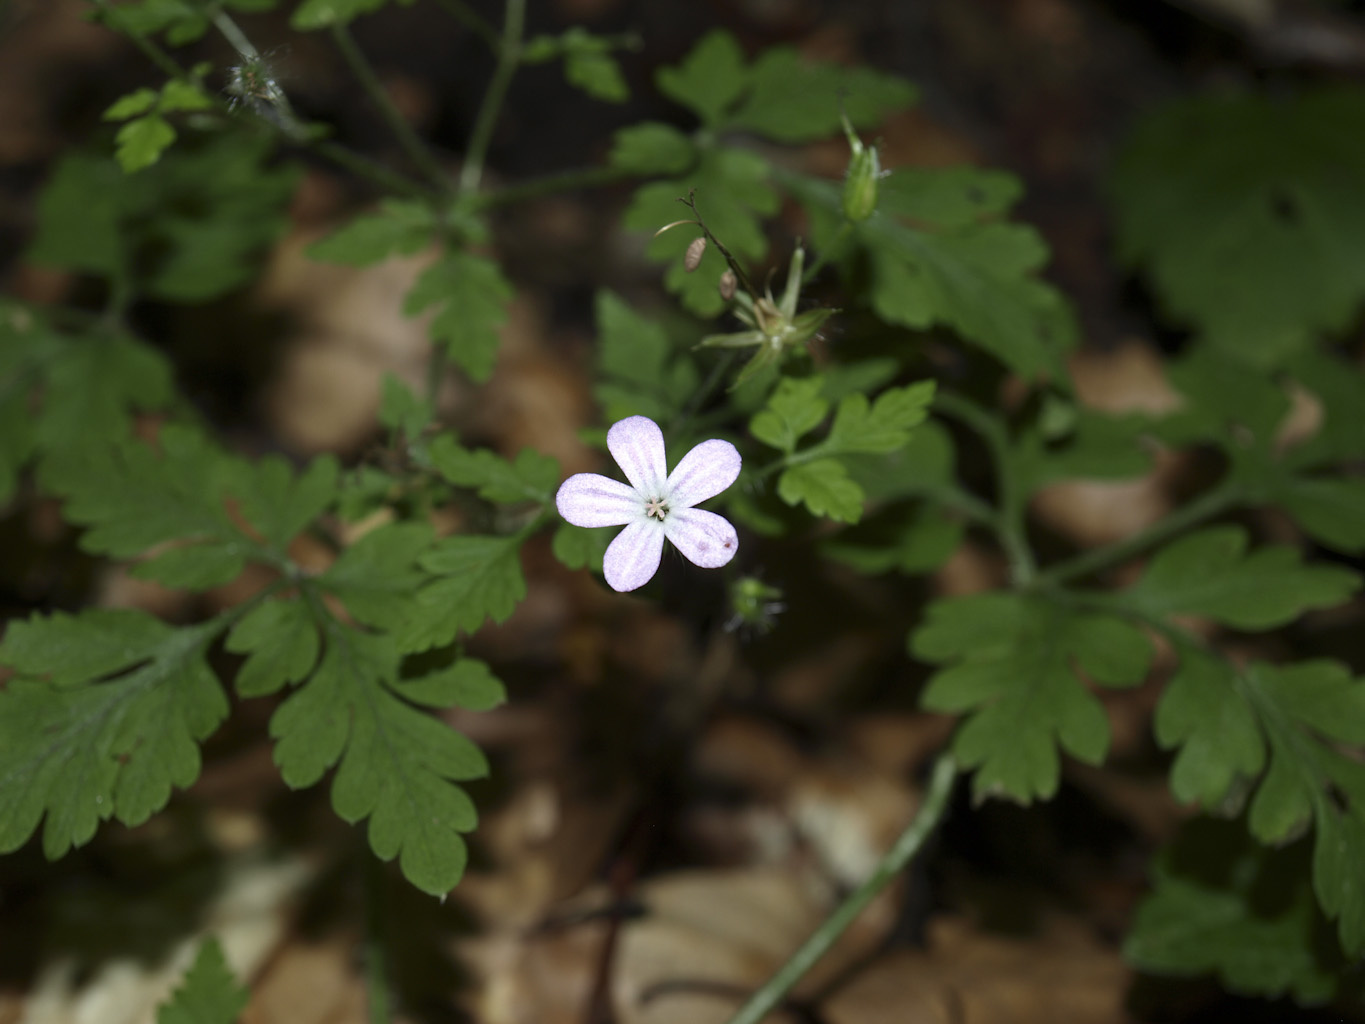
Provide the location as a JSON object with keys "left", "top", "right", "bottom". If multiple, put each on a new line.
{"left": 556, "top": 416, "right": 741, "bottom": 592}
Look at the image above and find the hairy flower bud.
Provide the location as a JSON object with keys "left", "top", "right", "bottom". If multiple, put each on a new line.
{"left": 841, "top": 113, "right": 880, "bottom": 223}
{"left": 719, "top": 269, "right": 737, "bottom": 301}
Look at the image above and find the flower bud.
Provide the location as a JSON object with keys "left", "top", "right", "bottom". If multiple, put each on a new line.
{"left": 718, "top": 269, "right": 737, "bottom": 301}
{"left": 725, "top": 576, "right": 785, "bottom": 634}
{"left": 840, "top": 112, "right": 880, "bottom": 223}
{"left": 684, "top": 236, "right": 707, "bottom": 272}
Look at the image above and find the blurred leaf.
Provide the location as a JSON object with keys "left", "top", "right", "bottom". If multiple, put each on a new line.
{"left": 791, "top": 170, "right": 1074, "bottom": 378}
{"left": 750, "top": 377, "right": 828, "bottom": 454}
{"left": 730, "top": 47, "right": 915, "bottom": 142}
{"left": 226, "top": 597, "right": 320, "bottom": 698}
{"left": 912, "top": 593, "right": 1152, "bottom": 802}
{"left": 429, "top": 435, "right": 559, "bottom": 504}
{"left": 1111, "top": 88, "right": 1365, "bottom": 365}
{"left": 822, "top": 381, "right": 935, "bottom": 456}
{"left": 777, "top": 458, "right": 863, "bottom": 523}
{"left": 157, "top": 938, "right": 249, "bottom": 1024}
{"left": 1126, "top": 819, "right": 1348, "bottom": 1003}
{"left": 593, "top": 290, "right": 699, "bottom": 422}
{"left": 318, "top": 521, "right": 433, "bottom": 633}
{"left": 378, "top": 373, "right": 433, "bottom": 440}
{"left": 551, "top": 520, "right": 610, "bottom": 572}
{"left": 291, "top": 0, "right": 414, "bottom": 29}
{"left": 404, "top": 249, "right": 512, "bottom": 382}
{"left": 656, "top": 29, "right": 746, "bottom": 127}
{"left": 822, "top": 503, "right": 964, "bottom": 574}
{"left": 1118, "top": 526, "right": 1358, "bottom": 629}
{"left": 308, "top": 199, "right": 437, "bottom": 265}
{"left": 609, "top": 122, "right": 696, "bottom": 176}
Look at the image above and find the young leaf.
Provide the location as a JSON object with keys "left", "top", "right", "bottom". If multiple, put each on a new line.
{"left": 560, "top": 28, "right": 630, "bottom": 103}
{"left": 225, "top": 597, "right": 320, "bottom": 698}
{"left": 291, "top": 0, "right": 414, "bottom": 30}
{"left": 1125, "top": 819, "right": 1347, "bottom": 1003}
{"left": 399, "top": 658, "right": 507, "bottom": 711}
{"left": 1154, "top": 648, "right": 1264, "bottom": 810}
{"left": 378, "top": 372, "right": 434, "bottom": 441}
{"left": 307, "top": 199, "right": 437, "bottom": 265}
{"left": 790, "top": 170, "right": 1074, "bottom": 379}
{"left": 1111, "top": 88, "right": 1365, "bottom": 366}
{"left": 777, "top": 458, "right": 863, "bottom": 523}
{"left": 112, "top": 116, "right": 177, "bottom": 173}
{"left": 911, "top": 593, "right": 1152, "bottom": 802}
{"left": 593, "top": 290, "right": 699, "bottom": 422}
{"left": 729, "top": 47, "right": 916, "bottom": 142}
{"left": 157, "top": 938, "right": 250, "bottom": 1024}
{"left": 401, "top": 535, "right": 528, "bottom": 652}
{"left": 404, "top": 249, "right": 512, "bottom": 382}
{"left": 821, "top": 381, "right": 936, "bottom": 456}
{"left": 749, "top": 377, "right": 828, "bottom": 454}
{"left": 429, "top": 435, "right": 559, "bottom": 504}
{"left": 656, "top": 29, "right": 747, "bottom": 127}
{"left": 1119, "top": 526, "right": 1359, "bottom": 630}
{"left": 269, "top": 621, "right": 484, "bottom": 895}
{"left": 821, "top": 504, "right": 964, "bottom": 575}
{"left": 317, "top": 521, "right": 434, "bottom": 633}
{"left": 0, "top": 610, "right": 227, "bottom": 858}
{"left": 609, "top": 122, "right": 696, "bottom": 176}
{"left": 551, "top": 521, "right": 610, "bottom": 572}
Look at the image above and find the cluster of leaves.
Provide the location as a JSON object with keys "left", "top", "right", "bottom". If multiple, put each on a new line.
{"left": 0, "top": 352, "right": 570, "bottom": 892}
{"left": 4, "top": 5, "right": 1365, "bottom": 1016}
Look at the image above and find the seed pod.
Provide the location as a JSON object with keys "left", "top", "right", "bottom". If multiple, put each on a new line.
{"left": 684, "top": 236, "right": 707, "bottom": 272}
{"left": 718, "top": 269, "right": 737, "bottom": 301}
{"left": 842, "top": 142, "right": 880, "bottom": 222}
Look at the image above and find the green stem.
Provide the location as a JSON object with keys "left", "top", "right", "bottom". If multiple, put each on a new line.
{"left": 721, "top": 754, "right": 958, "bottom": 1024}
{"left": 473, "top": 163, "right": 629, "bottom": 209}
{"left": 330, "top": 23, "right": 453, "bottom": 192}
{"left": 932, "top": 390, "right": 1036, "bottom": 585}
{"left": 1033, "top": 480, "right": 1244, "bottom": 588}
{"left": 459, "top": 0, "right": 526, "bottom": 194}
{"left": 801, "top": 222, "right": 851, "bottom": 285}
{"left": 432, "top": 0, "right": 501, "bottom": 50}
{"left": 363, "top": 842, "right": 393, "bottom": 1024}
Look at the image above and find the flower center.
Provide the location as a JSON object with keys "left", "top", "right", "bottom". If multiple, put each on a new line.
{"left": 644, "top": 496, "right": 669, "bottom": 521}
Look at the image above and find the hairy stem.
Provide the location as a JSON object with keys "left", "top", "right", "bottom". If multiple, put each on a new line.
{"left": 459, "top": 0, "right": 527, "bottom": 194}
{"left": 363, "top": 849, "right": 393, "bottom": 1024}
{"left": 330, "top": 23, "right": 452, "bottom": 192}
{"left": 721, "top": 754, "right": 958, "bottom": 1024}
{"left": 433, "top": 0, "right": 501, "bottom": 50}
{"left": 1033, "top": 479, "right": 1245, "bottom": 587}
{"left": 932, "top": 390, "right": 1036, "bottom": 585}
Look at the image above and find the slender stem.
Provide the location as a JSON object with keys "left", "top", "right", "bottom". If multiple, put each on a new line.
{"left": 474, "top": 164, "right": 630, "bottom": 209}
{"left": 363, "top": 847, "right": 393, "bottom": 1024}
{"left": 932, "top": 390, "right": 1036, "bottom": 585}
{"left": 801, "top": 222, "right": 851, "bottom": 285}
{"left": 670, "top": 351, "right": 740, "bottom": 436}
{"left": 330, "top": 23, "right": 453, "bottom": 192}
{"left": 432, "top": 0, "right": 501, "bottom": 50}
{"left": 721, "top": 754, "right": 958, "bottom": 1024}
{"left": 459, "top": 0, "right": 526, "bottom": 194}
{"left": 209, "top": 8, "right": 258, "bottom": 59}
{"left": 1033, "top": 480, "right": 1244, "bottom": 587}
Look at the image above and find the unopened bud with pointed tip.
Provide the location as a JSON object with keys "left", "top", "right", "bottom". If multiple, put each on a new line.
{"left": 841, "top": 113, "right": 881, "bottom": 223}
{"left": 719, "top": 269, "right": 737, "bottom": 301}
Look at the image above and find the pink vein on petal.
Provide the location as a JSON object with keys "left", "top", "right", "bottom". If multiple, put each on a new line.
{"left": 666, "top": 439, "right": 742, "bottom": 509}
{"left": 603, "top": 518, "right": 666, "bottom": 591}
{"left": 664, "top": 507, "right": 738, "bottom": 569}
{"left": 556, "top": 473, "right": 640, "bottom": 528}
{"left": 608, "top": 416, "right": 667, "bottom": 496}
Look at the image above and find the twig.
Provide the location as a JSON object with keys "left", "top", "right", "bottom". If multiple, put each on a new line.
{"left": 720, "top": 754, "right": 958, "bottom": 1024}
{"left": 459, "top": 0, "right": 527, "bottom": 194}
{"left": 329, "top": 22, "right": 453, "bottom": 192}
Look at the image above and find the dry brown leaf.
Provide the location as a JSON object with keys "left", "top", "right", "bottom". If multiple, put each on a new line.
{"left": 823, "top": 913, "right": 1130, "bottom": 1024}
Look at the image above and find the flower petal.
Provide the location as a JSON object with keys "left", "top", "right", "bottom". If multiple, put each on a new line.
{"left": 608, "top": 416, "right": 667, "bottom": 496}
{"left": 603, "top": 518, "right": 666, "bottom": 592}
{"left": 664, "top": 507, "right": 738, "bottom": 569}
{"left": 556, "top": 473, "right": 640, "bottom": 528}
{"left": 666, "top": 439, "right": 742, "bottom": 509}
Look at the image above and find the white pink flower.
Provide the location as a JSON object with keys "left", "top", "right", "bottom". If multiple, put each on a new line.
{"left": 556, "top": 416, "right": 741, "bottom": 592}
